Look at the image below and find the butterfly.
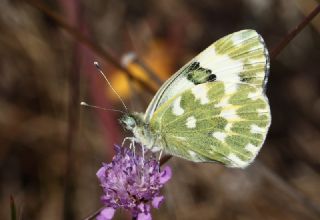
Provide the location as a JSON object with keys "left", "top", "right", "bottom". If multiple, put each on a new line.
{"left": 119, "top": 29, "right": 271, "bottom": 168}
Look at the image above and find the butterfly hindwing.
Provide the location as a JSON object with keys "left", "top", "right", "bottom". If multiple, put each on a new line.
{"left": 150, "top": 81, "right": 271, "bottom": 168}
{"left": 144, "top": 29, "right": 269, "bottom": 123}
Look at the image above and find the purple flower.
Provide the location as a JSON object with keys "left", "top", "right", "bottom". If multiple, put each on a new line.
{"left": 96, "top": 145, "right": 172, "bottom": 220}
{"left": 96, "top": 207, "right": 115, "bottom": 220}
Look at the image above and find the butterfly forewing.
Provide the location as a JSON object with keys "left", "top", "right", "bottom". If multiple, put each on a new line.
{"left": 144, "top": 29, "right": 269, "bottom": 123}
{"left": 150, "top": 82, "right": 271, "bottom": 168}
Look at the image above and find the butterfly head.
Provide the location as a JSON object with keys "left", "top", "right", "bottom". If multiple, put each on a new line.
{"left": 119, "top": 113, "right": 144, "bottom": 131}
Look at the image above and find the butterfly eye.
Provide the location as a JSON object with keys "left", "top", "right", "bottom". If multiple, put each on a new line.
{"left": 128, "top": 117, "right": 136, "bottom": 126}
{"left": 119, "top": 115, "right": 137, "bottom": 130}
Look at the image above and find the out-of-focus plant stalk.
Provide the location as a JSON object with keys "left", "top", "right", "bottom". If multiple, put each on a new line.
{"left": 10, "top": 196, "right": 17, "bottom": 220}
{"left": 25, "top": 0, "right": 157, "bottom": 94}
{"left": 270, "top": 4, "right": 320, "bottom": 59}
{"left": 61, "top": 1, "right": 81, "bottom": 219}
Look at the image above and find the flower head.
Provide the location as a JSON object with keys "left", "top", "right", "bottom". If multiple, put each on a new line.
{"left": 96, "top": 145, "right": 172, "bottom": 220}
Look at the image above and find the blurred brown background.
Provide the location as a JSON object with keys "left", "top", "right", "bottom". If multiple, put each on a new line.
{"left": 1, "top": 0, "right": 320, "bottom": 219}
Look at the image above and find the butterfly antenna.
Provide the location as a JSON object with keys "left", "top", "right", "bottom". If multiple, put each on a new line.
{"left": 80, "top": 102, "right": 125, "bottom": 114}
{"left": 93, "top": 61, "right": 129, "bottom": 113}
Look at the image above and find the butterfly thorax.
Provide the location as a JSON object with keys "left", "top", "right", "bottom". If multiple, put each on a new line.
{"left": 119, "top": 113, "right": 159, "bottom": 150}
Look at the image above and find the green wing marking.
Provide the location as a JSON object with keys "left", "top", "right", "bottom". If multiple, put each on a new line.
{"left": 150, "top": 81, "right": 271, "bottom": 168}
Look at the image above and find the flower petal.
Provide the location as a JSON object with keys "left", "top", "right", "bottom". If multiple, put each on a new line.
{"left": 137, "top": 212, "right": 152, "bottom": 220}
{"left": 96, "top": 166, "right": 106, "bottom": 180}
{"left": 114, "top": 145, "right": 121, "bottom": 153}
{"left": 152, "top": 196, "right": 164, "bottom": 208}
{"left": 96, "top": 207, "right": 115, "bottom": 220}
{"left": 137, "top": 203, "right": 151, "bottom": 213}
{"left": 159, "top": 166, "right": 172, "bottom": 184}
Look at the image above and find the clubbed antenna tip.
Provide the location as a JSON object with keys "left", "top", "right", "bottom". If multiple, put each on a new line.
{"left": 93, "top": 61, "right": 128, "bottom": 113}
{"left": 80, "top": 101, "right": 125, "bottom": 114}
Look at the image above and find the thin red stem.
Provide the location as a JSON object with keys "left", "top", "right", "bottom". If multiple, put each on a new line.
{"left": 270, "top": 4, "right": 320, "bottom": 59}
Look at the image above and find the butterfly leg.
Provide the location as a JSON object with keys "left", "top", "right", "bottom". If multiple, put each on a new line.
{"left": 132, "top": 138, "right": 137, "bottom": 157}
{"left": 128, "top": 141, "right": 135, "bottom": 157}
{"left": 142, "top": 144, "right": 145, "bottom": 162}
{"left": 122, "top": 137, "right": 137, "bottom": 156}
{"left": 121, "top": 137, "right": 128, "bottom": 146}
{"left": 149, "top": 137, "right": 163, "bottom": 161}
{"left": 158, "top": 149, "right": 163, "bottom": 161}
{"left": 123, "top": 136, "right": 140, "bottom": 157}
{"left": 122, "top": 136, "right": 138, "bottom": 147}
{"left": 121, "top": 137, "right": 132, "bottom": 147}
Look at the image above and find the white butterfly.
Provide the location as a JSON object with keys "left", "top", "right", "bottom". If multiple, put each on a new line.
{"left": 120, "top": 29, "right": 271, "bottom": 168}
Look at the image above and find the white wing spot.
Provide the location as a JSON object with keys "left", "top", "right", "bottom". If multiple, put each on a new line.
{"left": 225, "top": 123, "right": 233, "bottom": 132}
{"left": 188, "top": 150, "right": 197, "bottom": 158}
{"left": 186, "top": 116, "right": 197, "bottom": 128}
{"left": 227, "top": 153, "right": 248, "bottom": 168}
{"left": 250, "top": 124, "right": 265, "bottom": 133}
{"left": 212, "top": 132, "right": 226, "bottom": 142}
{"left": 245, "top": 143, "right": 259, "bottom": 155}
{"left": 161, "top": 76, "right": 195, "bottom": 105}
{"left": 172, "top": 96, "right": 184, "bottom": 116}
{"left": 231, "top": 33, "right": 243, "bottom": 44}
{"left": 257, "top": 108, "right": 268, "bottom": 116}
{"left": 220, "top": 108, "right": 240, "bottom": 120}
{"left": 188, "top": 150, "right": 203, "bottom": 161}
{"left": 225, "top": 83, "right": 238, "bottom": 94}
{"left": 191, "top": 85, "right": 209, "bottom": 105}
{"left": 151, "top": 145, "right": 162, "bottom": 152}
{"left": 197, "top": 47, "right": 243, "bottom": 82}
{"left": 175, "top": 136, "right": 187, "bottom": 141}
{"left": 215, "top": 96, "right": 229, "bottom": 107}
{"left": 247, "top": 56, "right": 265, "bottom": 65}
{"left": 248, "top": 91, "right": 261, "bottom": 100}
{"left": 215, "top": 83, "right": 238, "bottom": 107}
